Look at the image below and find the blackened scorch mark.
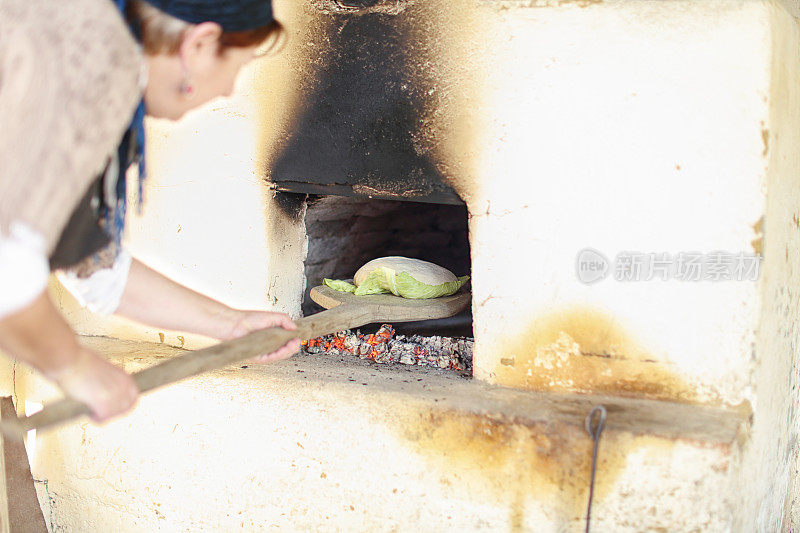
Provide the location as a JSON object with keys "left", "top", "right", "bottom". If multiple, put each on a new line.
{"left": 270, "top": 7, "right": 461, "bottom": 205}
{"left": 273, "top": 191, "right": 308, "bottom": 222}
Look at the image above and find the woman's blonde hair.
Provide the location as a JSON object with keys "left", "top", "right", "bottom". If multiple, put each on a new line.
{"left": 129, "top": 0, "right": 284, "bottom": 56}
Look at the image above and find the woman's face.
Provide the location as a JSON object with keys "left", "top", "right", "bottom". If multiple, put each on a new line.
{"left": 143, "top": 23, "right": 260, "bottom": 121}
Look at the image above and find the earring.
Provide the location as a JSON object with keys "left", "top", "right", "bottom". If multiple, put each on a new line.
{"left": 180, "top": 78, "right": 194, "bottom": 96}
{"left": 179, "top": 57, "right": 194, "bottom": 96}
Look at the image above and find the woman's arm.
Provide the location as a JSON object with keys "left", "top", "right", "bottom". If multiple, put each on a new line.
{"left": 0, "top": 257, "right": 298, "bottom": 425}
{"left": 0, "top": 291, "right": 138, "bottom": 421}
{"left": 116, "top": 258, "right": 300, "bottom": 362}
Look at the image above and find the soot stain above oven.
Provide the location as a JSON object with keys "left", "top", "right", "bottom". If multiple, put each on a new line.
{"left": 270, "top": 6, "right": 462, "bottom": 205}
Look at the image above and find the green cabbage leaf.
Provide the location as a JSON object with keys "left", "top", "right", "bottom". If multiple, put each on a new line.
{"left": 321, "top": 278, "right": 356, "bottom": 293}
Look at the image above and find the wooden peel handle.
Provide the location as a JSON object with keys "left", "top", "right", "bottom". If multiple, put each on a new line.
{"left": 1, "top": 304, "right": 372, "bottom": 439}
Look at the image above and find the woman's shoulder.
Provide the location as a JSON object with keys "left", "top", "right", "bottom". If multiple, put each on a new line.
{"left": 0, "top": 0, "right": 144, "bottom": 255}
{"left": 1, "top": 0, "right": 143, "bottom": 97}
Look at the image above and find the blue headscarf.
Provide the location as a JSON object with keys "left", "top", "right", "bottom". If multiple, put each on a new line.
{"left": 110, "top": 0, "right": 146, "bottom": 244}
{"left": 142, "top": 0, "right": 274, "bottom": 32}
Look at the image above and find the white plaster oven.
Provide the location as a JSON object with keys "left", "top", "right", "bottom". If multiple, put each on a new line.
{"left": 3, "top": 0, "right": 800, "bottom": 530}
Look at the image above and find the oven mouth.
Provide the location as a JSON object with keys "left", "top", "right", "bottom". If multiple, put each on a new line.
{"left": 295, "top": 192, "right": 473, "bottom": 373}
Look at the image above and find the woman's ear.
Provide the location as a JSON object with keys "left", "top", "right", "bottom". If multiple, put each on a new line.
{"left": 179, "top": 22, "right": 223, "bottom": 64}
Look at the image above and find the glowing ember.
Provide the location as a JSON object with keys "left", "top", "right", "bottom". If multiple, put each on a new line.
{"left": 301, "top": 324, "right": 473, "bottom": 372}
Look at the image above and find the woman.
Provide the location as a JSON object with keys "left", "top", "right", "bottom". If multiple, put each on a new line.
{"left": 0, "top": 0, "right": 300, "bottom": 423}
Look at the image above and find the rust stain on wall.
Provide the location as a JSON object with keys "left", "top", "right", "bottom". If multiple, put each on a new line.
{"left": 752, "top": 216, "right": 765, "bottom": 254}
{"left": 488, "top": 308, "right": 703, "bottom": 403}
{"left": 392, "top": 408, "right": 688, "bottom": 528}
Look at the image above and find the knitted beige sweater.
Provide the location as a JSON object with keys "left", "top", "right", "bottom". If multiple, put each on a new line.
{"left": 0, "top": 0, "right": 143, "bottom": 255}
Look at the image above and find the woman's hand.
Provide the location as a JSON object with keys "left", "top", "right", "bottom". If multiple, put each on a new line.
{"left": 48, "top": 347, "right": 139, "bottom": 422}
{"left": 0, "top": 291, "right": 139, "bottom": 423}
{"left": 118, "top": 259, "right": 302, "bottom": 364}
{"left": 221, "top": 310, "right": 302, "bottom": 363}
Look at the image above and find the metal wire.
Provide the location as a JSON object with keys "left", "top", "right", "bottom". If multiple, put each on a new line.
{"left": 585, "top": 405, "right": 607, "bottom": 533}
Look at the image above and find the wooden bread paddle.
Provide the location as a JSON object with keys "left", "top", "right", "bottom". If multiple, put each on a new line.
{"left": 0, "top": 286, "right": 470, "bottom": 439}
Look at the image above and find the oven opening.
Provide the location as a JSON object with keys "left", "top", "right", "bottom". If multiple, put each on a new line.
{"left": 296, "top": 193, "right": 473, "bottom": 374}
